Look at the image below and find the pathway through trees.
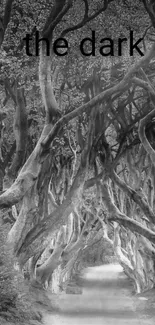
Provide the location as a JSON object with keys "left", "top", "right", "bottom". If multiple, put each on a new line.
{"left": 44, "top": 264, "right": 154, "bottom": 325}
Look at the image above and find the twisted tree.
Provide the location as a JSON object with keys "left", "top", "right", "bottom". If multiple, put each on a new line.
{"left": 1, "top": 0, "right": 155, "bottom": 294}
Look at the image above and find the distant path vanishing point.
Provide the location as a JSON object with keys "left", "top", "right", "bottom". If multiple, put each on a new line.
{"left": 43, "top": 264, "right": 154, "bottom": 325}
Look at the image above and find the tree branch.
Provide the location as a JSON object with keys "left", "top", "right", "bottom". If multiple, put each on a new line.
{"left": 61, "top": 0, "right": 113, "bottom": 37}
{"left": 138, "top": 108, "right": 155, "bottom": 166}
{"left": 142, "top": 0, "right": 155, "bottom": 28}
{"left": 109, "top": 170, "right": 155, "bottom": 224}
{"left": 13, "top": 121, "right": 94, "bottom": 266}
{"left": 0, "top": 32, "right": 155, "bottom": 210}
{"left": 100, "top": 183, "right": 155, "bottom": 244}
{"left": 0, "top": 0, "right": 14, "bottom": 47}
{"left": 41, "top": 42, "right": 155, "bottom": 152}
{"left": 8, "top": 87, "right": 28, "bottom": 179}
{"left": 42, "top": 0, "right": 72, "bottom": 40}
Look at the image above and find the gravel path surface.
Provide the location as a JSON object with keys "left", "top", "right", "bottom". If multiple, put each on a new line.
{"left": 43, "top": 264, "right": 155, "bottom": 325}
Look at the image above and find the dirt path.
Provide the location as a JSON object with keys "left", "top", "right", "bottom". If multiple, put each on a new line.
{"left": 43, "top": 264, "right": 155, "bottom": 325}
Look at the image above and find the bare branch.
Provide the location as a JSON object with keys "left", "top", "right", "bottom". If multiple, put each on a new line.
{"left": 4, "top": 78, "right": 17, "bottom": 105}
{"left": 3, "top": 0, "right": 14, "bottom": 29}
{"left": 132, "top": 76, "right": 155, "bottom": 102}
{"left": 14, "top": 123, "right": 94, "bottom": 265}
{"left": 100, "top": 183, "right": 155, "bottom": 245}
{"left": 83, "top": 0, "right": 89, "bottom": 19}
{"left": 61, "top": 0, "right": 112, "bottom": 37}
{"left": 138, "top": 108, "right": 155, "bottom": 166}
{"left": 1, "top": 31, "right": 155, "bottom": 211}
{"left": 109, "top": 170, "right": 155, "bottom": 224}
{"left": 43, "top": 0, "right": 73, "bottom": 40}
{"left": 142, "top": 0, "right": 155, "bottom": 28}
{"left": 67, "top": 130, "right": 77, "bottom": 185}
{"left": 142, "top": 25, "right": 152, "bottom": 52}
{"left": 8, "top": 87, "right": 28, "bottom": 179}
{"left": 0, "top": 0, "right": 14, "bottom": 47}
{"left": 41, "top": 42, "right": 155, "bottom": 152}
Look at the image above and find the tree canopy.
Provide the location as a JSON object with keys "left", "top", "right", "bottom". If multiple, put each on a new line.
{"left": 0, "top": 0, "right": 155, "bottom": 298}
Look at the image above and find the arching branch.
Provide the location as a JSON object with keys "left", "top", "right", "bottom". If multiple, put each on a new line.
{"left": 138, "top": 108, "right": 155, "bottom": 166}
{"left": 8, "top": 87, "right": 28, "bottom": 179}
{"left": 100, "top": 183, "right": 155, "bottom": 244}
{"left": 42, "top": 0, "right": 72, "bottom": 40}
{"left": 61, "top": 0, "right": 112, "bottom": 37}
{"left": 109, "top": 170, "right": 155, "bottom": 224}
{"left": 0, "top": 0, "right": 14, "bottom": 47}
{"left": 142, "top": 0, "right": 155, "bottom": 28}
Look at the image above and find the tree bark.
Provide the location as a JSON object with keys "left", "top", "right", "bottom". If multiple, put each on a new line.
{"left": 8, "top": 87, "right": 28, "bottom": 179}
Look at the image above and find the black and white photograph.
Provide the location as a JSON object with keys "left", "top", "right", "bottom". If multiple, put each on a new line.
{"left": 0, "top": 0, "right": 155, "bottom": 324}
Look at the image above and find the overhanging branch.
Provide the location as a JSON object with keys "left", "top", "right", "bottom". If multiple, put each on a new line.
{"left": 41, "top": 42, "right": 155, "bottom": 152}
{"left": 100, "top": 183, "right": 155, "bottom": 244}
{"left": 42, "top": 0, "right": 72, "bottom": 40}
{"left": 109, "top": 170, "right": 155, "bottom": 224}
{"left": 0, "top": 0, "right": 14, "bottom": 47}
{"left": 61, "top": 0, "right": 112, "bottom": 37}
{"left": 138, "top": 108, "right": 155, "bottom": 166}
